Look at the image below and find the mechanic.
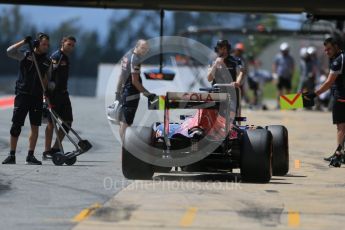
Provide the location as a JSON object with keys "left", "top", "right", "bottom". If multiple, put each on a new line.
{"left": 272, "top": 42, "right": 295, "bottom": 109}
{"left": 207, "top": 39, "right": 245, "bottom": 116}
{"left": 305, "top": 37, "right": 345, "bottom": 166}
{"left": 298, "top": 46, "right": 318, "bottom": 95}
{"left": 2, "top": 33, "right": 50, "bottom": 165}
{"left": 115, "top": 39, "right": 156, "bottom": 141}
{"left": 42, "top": 36, "right": 76, "bottom": 160}
{"left": 232, "top": 42, "right": 249, "bottom": 104}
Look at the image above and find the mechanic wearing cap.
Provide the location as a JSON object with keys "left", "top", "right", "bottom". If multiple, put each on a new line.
{"left": 42, "top": 36, "right": 77, "bottom": 160}
{"left": 207, "top": 40, "right": 245, "bottom": 115}
{"left": 2, "top": 33, "right": 50, "bottom": 165}
{"left": 115, "top": 39, "right": 156, "bottom": 141}
{"left": 305, "top": 37, "right": 345, "bottom": 166}
{"left": 272, "top": 42, "right": 295, "bottom": 108}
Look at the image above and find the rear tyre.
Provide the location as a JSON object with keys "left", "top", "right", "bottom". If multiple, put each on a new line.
{"left": 122, "top": 126, "right": 154, "bottom": 180}
{"left": 122, "top": 147, "right": 154, "bottom": 179}
{"left": 266, "top": 125, "right": 289, "bottom": 176}
{"left": 241, "top": 129, "right": 272, "bottom": 183}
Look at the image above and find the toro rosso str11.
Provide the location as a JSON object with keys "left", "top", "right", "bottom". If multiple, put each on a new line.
{"left": 120, "top": 85, "right": 289, "bottom": 183}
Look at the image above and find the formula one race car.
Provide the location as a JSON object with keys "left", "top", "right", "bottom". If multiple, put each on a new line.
{"left": 120, "top": 85, "right": 289, "bottom": 183}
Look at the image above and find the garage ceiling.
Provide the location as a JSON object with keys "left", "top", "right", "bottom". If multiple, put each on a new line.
{"left": 1, "top": 0, "right": 345, "bottom": 15}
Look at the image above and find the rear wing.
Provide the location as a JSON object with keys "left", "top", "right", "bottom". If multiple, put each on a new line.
{"left": 148, "top": 92, "right": 231, "bottom": 149}
{"left": 149, "top": 92, "right": 230, "bottom": 110}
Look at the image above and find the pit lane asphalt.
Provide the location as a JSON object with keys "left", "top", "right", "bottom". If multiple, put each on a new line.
{"left": 74, "top": 102, "right": 345, "bottom": 230}
{"left": 1, "top": 96, "right": 345, "bottom": 230}
{"left": 0, "top": 96, "right": 124, "bottom": 230}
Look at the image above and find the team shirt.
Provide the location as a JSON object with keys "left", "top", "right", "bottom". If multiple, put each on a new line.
{"left": 210, "top": 55, "right": 244, "bottom": 85}
{"left": 7, "top": 45, "right": 50, "bottom": 97}
{"left": 50, "top": 49, "right": 70, "bottom": 93}
{"left": 274, "top": 53, "right": 294, "bottom": 79}
{"left": 329, "top": 51, "right": 345, "bottom": 99}
{"left": 119, "top": 50, "right": 143, "bottom": 106}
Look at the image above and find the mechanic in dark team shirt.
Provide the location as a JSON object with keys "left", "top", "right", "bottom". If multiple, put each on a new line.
{"left": 207, "top": 39, "right": 245, "bottom": 117}
{"left": 2, "top": 33, "right": 50, "bottom": 165}
{"left": 42, "top": 36, "right": 76, "bottom": 160}
{"left": 305, "top": 37, "right": 345, "bottom": 166}
{"left": 115, "top": 39, "right": 156, "bottom": 141}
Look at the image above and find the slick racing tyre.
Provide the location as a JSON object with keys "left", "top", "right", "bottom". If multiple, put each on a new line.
{"left": 241, "top": 129, "right": 272, "bottom": 183}
{"left": 266, "top": 125, "right": 289, "bottom": 176}
{"left": 122, "top": 126, "right": 154, "bottom": 180}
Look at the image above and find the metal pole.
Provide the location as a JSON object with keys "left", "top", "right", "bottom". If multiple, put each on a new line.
{"left": 159, "top": 9, "right": 164, "bottom": 73}
{"left": 27, "top": 42, "right": 65, "bottom": 153}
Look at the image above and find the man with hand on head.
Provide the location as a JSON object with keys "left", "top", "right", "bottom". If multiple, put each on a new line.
{"left": 207, "top": 39, "right": 245, "bottom": 117}
{"left": 208, "top": 40, "right": 245, "bottom": 88}
{"left": 2, "top": 33, "right": 50, "bottom": 165}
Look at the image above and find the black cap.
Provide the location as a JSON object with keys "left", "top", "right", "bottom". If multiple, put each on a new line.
{"left": 36, "top": 32, "right": 49, "bottom": 40}
{"left": 32, "top": 32, "right": 49, "bottom": 48}
{"left": 214, "top": 40, "right": 231, "bottom": 52}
